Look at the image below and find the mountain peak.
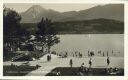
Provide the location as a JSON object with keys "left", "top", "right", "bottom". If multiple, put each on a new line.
{"left": 30, "top": 5, "right": 44, "bottom": 10}
{"left": 25, "top": 5, "right": 46, "bottom": 13}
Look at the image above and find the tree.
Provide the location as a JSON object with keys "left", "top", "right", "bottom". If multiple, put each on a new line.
{"left": 3, "top": 7, "right": 30, "bottom": 58}
{"left": 36, "top": 17, "right": 60, "bottom": 54}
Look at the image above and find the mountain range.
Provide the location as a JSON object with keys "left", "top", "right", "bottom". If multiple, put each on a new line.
{"left": 20, "top": 4, "right": 124, "bottom": 23}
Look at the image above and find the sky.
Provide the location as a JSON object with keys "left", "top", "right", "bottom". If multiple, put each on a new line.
{"left": 4, "top": 3, "right": 101, "bottom": 13}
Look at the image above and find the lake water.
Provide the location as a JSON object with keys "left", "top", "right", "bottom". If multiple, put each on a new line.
{"left": 51, "top": 34, "right": 124, "bottom": 57}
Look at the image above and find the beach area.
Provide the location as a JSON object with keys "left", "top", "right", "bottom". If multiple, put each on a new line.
{"left": 3, "top": 34, "right": 124, "bottom": 76}
{"left": 3, "top": 53, "right": 124, "bottom": 76}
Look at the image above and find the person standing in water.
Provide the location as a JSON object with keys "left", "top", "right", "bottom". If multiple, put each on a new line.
{"left": 89, "top": 58, "right": 92, "bottom": 68}
{"left": 70, "top": 59, "right": 73, "bottom": 67}
{"left": 107, "top": 51, "right": 108, "bottom": 57}
{"left": 112, "top": 50, "right": 113, "bottom": 54}
{"left": 107, "top": 57, "right": 110, "bottom": 66}
{"left": 103, "top": 52, "right": 104, "bottom": 57}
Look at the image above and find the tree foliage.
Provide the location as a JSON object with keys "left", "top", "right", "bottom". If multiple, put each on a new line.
{"left": 36, "top": 17, "right": 60, "bottom": 53}
{"left": 3, "top": 8, "right": 29, "bottom": 52}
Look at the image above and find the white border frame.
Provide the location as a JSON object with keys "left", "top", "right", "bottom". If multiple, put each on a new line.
{"left": 0, "top": 0, "right": 128, "bottom": 80}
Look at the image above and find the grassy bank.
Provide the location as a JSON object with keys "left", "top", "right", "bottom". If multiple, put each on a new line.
{"left": 3, "top": 65, "right": 40, "bottom": 76}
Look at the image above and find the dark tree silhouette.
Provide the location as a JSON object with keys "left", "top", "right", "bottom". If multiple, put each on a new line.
{"left": 36, "top": 17, "right": 60, "bottom": 54}
{"left": 3, "top": 7, "right": 29, "bottom": 59}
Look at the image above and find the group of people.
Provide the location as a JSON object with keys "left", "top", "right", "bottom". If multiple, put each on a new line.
{"left": 56, "top": 50, "right": 117, "bottom": 58}
{"left": 53, "top": 57, "right": 119, "bottom": 76}
{"left": 69, "top": 58, "right": 92, "bottom": 68}
{"left": 69, "top": 57, "right": 110, "bottom": 68}
{"left": 69, "top": 57, "right": 111, "bottom": 75}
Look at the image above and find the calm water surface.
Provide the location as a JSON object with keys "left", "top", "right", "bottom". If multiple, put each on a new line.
{"left": 51, "top": 34, "right": 124, "bottom": 57}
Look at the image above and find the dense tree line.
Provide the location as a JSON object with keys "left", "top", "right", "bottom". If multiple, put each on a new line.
{"left": 21, "top": 18, "right": 124, "bottom": 34}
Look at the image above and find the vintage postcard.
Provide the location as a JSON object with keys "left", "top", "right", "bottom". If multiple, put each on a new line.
{"left": 3, "top": 3, "right": 124, "bottom": 76}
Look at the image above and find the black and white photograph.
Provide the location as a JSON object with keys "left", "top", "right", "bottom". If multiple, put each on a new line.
{"left": 3, "top": 3, "right": 124, "bottom": 76}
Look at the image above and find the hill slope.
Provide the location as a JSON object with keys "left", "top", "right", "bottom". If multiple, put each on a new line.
{"left": 20, "top": 4, "right": 124, "bottom": 23}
